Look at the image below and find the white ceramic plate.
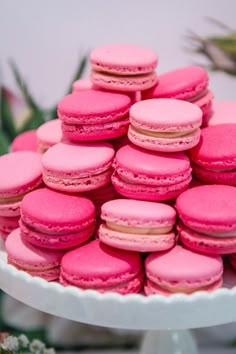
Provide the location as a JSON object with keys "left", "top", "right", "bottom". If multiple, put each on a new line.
{"left": 0, "top": 248, "right": 236, "bottom": 330}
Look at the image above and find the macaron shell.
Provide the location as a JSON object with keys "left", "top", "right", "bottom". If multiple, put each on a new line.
{"left": 36, "top": 119, "right": 62, "bottom": 151}
{"left": 101, "top": 199, "right": 176, "bottom": 227}
{"left": 0, "top": 200, "right": 22, "bottom": 217}
{"left": 176, "top": 185, "right": 236, "bottom": 233}
{"left": 130, "top": 99, "right": 202, "bottom": 131}
{"left": 58, "top": 90, "right": 131, "bottom": 124}
{"left": 20, "top": 220, "right": 95, "bottom": 249}
{"left": 0, "top": 152, "right": 42, "bottom": 198}
{"left": 112, "top": 171, "right": 191, "bottom": 201}
{"left": 61, "top": 117, "right": 129, "bottom": 141}
{"left": 0, "top": 215, "right": 19, "bottom": 236}
{"left": 145, "top": 245, "right": 223, "bottom": 289}
{"left": 188, "top": 124, "right": 236, "bottom": 170}
{"left": 11, "top": 130, "right": 38, "bottom": 152}
{"left": 21, "top": 188, "right": 95, "bottom": 233}
{"left": 207, "top": 101, "right": 236, "bottom": 126}
{"left": 142, "top": 66, "right": 208, "bottom": 100}
{"left": 114, "top": 144, "right": 191, "bottom": 182}
{"left": 144, "top": 277, "right": 222, "bottom": 296}
{"left": 128, "top": 125, "right": 201, "bottom": 152}
{"left": 72, "top": 79, "right": 95, "bottom": 92}
{"left": 192, "top": 163, "right": 236, "bottom": 185}
{"left": 90, "top": 44, "right": 158, "bottom": 74}
{"left": 178, "top": 222, "right": 236, "bottom": 255}
{"left": 99, "top": 223, "right": 176, "bottom": 252}
{"left": 60, "top": 239, "right": 143, "bottom": 288}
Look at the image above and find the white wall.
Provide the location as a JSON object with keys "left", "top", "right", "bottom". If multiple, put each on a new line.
{"left": 1, "top": 0, "right": 235, "bottom": 108}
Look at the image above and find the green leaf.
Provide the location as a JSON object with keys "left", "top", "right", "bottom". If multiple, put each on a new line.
{"left": 0, "top": 87, "right": 17, "bottom": 140}
{"left": 47, "top": 55, "right": 88, "bottom": 120}
{"left": 0, "top": 129, "right": 10, "bottom": 155}
{"left": 9, "top": 61, "right": 42, "bottom": 113}
{"left": 18, "top": 110, "right": 45, "bottom": 133}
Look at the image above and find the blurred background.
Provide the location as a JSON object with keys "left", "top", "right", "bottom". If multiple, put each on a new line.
{"left": 1, "top": 0, "right": 236, "bottom": 353}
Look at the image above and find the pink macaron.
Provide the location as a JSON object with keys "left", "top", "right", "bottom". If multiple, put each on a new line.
{"left": 112, "top": 144, "right": 192, "bottom": 201}
{"left": 188, "top": 124, "right": 236, "bottom": 185}
{"left": 11, "top": 130, "right": 38, "bottom": 152}
{"left": 176, "top": 185, "right": 236, "bottom": 255}
{"left": 72, "top": 78, "right": 95, "bottom": 92}
{"left": 0, "top": 215, "right": 19, "bottom": 240}
{"left": 128, "top": 99, "right": 202, "bottom": 152}
{"left": 145, "top": 245, "right": 223, "bottom": 295}
{"left": 99, "top": 199, "right": 176, "bottom": 252}
{"left": 42, "top": 141, "right": 115, "bottom": 193}
{"left": 207, "top": 101, "right": 236, "bottom": 126}
{"left": 36, "top": 119, "right": 62, "bottom": 153}
{"left": 60, "top": 239, "right": 144, "bottom": 294}
{"left": 90, "top": 44, "right": 158, "bottom": 92}
{"left": 6, "top": 228, "right": 64, "bottom": 281}
{"left": 0, "top": 151, "right": 42, "bottom": 217}
{"left": 142, "top": 65, "right": 213, "bottom": 124}
{"left": 20, "top": 188, "right": 96, "bottom": 249}
{"left": 58, "top": 90, "right": 131, "bottom": 141}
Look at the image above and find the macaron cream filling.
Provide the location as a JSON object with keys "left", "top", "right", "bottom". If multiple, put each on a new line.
{"left": 130, "top": 126, "right": 199, "bottom": 138}
{"left": 105, "top": 221, "right": 174, "bottom": 235}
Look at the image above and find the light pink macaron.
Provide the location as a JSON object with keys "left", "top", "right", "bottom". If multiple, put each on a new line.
{"left": 176, "top": 185, "right": 236, "bottom": 255}
{"left": 72, "top": 79, "right": 95, "bottom": 93}
{"left": 90, "top": 44, "right": 158, "bottom": 92}
{"left": 6, "top": 228, "right": 65, "bottom": 281}
{"left": 142, "top": 65, "right": 213, "bottom": 125}
{"left": 42, "top": 141, "right": 115, "bottom": 193}
{"left": 128, "top": 99, "right": 202, "bottom": 152}
{"left": 58, "top": 90, "right": 131, "bottom": 141}
{"left": 36, "top": 119, "right": 62, "bottom": 153}
{"left": 188, "top": 124, "right": 236, "bottom": 185}
{"left": 99, "top": 199, "right": 176, "bottom": 252}
{"left": 145, "top": 245, "right": 223, "bottom": 295}
{"left": 207, "top": 101, "right": 236, "bottom": 126}
{"left": 0, "top": 151, "right": 42, "bottom": 217}
{"left": 112, "top": 144, "right": 192, "bottom": 201}
{"left": 60, "top": 239, "right": 144, "bottom": 294}
{"left": 20, "top": 188, "right": 96, "bottom": 249}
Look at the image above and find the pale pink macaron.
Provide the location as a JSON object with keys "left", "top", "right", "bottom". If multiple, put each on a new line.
{"left": 0, "top": 151, "right": 42, "bottom": 217}
{"left": 11, "top": 130, "right": 38, "bottom": 152}
{"left": 145, "top": 245, "right": 223, "bottom": 295}
{"left": 6, "top": 228, "right": 65, "bottom": 281}
{"left": 60, "top": 239, "right": 144, "bottom": 294}
{"left": 72, "top": 79, "right": 95, "bottom": 92}
{"left": 142, "top": 65, "right": 213, "bottom": 125}
{"left": 36, "top": 119, "right": 62, "bottom": 153}
{"left": 112, "top": 144, "right": 192, "bottom": 201}
{"left": 176, "top": 185, "right": 236, "bottom": 254}
{"left": 90, "top": 44, "right": 158, "bottom": 92}
{"left": 99, "top": 199, "right": 176, "bottom": 252}
{"left": 20, "top": 188, "right": 96, "bottom": 249}
{"left": 58, "top": 90, "right": 131, "bottom": 141}
{"left": 207, "top": 101, "right": 236, "bottom": 126}
{"left": 188, "top": 124, "right": 236, "bottom": 185}
{"left": 128, "top": 99, "right": 202, "bottom": 152}
{"left": 42, "top": 141, "right": 115, "bottom": 192}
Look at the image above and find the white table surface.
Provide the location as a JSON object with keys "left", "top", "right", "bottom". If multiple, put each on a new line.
{"left": 63, "top": 349, "right": 236, "bottom": 354}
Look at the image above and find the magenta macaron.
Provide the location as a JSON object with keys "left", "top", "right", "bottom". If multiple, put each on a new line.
{"left": 20, "top": 188, "right": 96, "bottom": 249}
{"left": 112, "top": 144, "right": 192, "bottom": 201}
{"left": 128, "top": 99, "right": 202, "bottom": 152}
{"left": 42, "top": 141, "right": 115, "bottom": 193}
{"left": 188, "top": 124, "right": 236, "bottom": 185}
{"left": 6, "top": 228, "right": 65, "bottom": 281}
{"left": 99, "top": 199, "right": 176, "bottom": 252}
{"left": 176, "top": 185, "right": 236, "bottom": 255}
{"left": 60, "top": 239, "right": 144, "bottom": 294}
{"left": 58, "top": 90, "right": 131, "bottom": 141}
{"left": 90, "top": 44, "right": 158, "bottom": 92}
{"left": 145, "top": 245, "right": 223, "bottom": 295}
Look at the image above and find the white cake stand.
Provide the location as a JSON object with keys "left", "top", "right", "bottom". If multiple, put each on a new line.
{"left": 0, "top": 243, "right": 236, "bottom": 354}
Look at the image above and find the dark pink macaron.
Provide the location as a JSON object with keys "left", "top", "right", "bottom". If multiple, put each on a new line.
{"left": 20, "top": 188, "right": 96, "bottom": 249}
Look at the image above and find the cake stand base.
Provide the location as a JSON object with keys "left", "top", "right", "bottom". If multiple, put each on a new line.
{"left": 140, "top": 329, "right": 198, "bottom": 354}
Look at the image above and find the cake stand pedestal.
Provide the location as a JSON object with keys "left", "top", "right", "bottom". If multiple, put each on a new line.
{"left": 0, "top": 244, "right": 236, "bottom": 354}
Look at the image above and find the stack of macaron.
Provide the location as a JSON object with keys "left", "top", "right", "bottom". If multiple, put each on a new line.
{"left": 2, "top": 43, "right": 236, "bottom": 296}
